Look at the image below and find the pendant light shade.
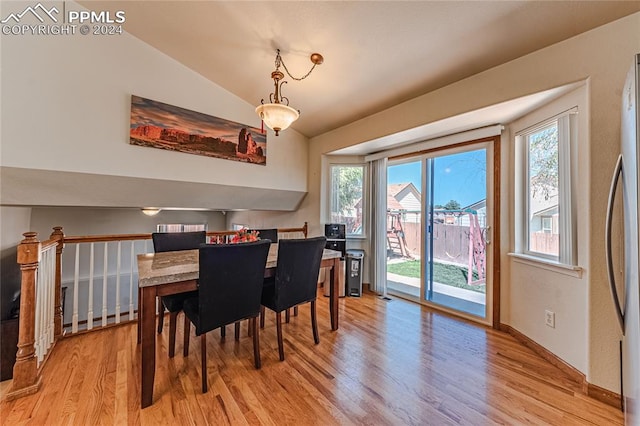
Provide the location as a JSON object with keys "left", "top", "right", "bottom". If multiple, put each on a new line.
{"left": 255, "top": 103, "right": 299, "bottom": 136}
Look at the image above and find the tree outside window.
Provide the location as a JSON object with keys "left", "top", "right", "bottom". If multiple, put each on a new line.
{"left": 330, "top": 165, "right": 364, "bottom": 235}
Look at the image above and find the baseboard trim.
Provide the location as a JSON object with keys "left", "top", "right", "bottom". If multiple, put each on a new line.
{"left": 499, "top": 323, "right": 621, "bottom": 409}
{"left": 3, "top": 376, "right": 42, "bottom": 402}
{"left": 587, "top": 382, "right": 623, "bottom": 410}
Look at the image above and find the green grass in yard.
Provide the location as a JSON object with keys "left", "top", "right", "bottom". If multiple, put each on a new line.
{"left": 387, "top": 260, "right": 486, "bottom": 293}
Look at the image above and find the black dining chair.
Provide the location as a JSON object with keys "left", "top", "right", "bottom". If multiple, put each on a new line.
{"left": 260, "top": 236, "right": 326, "bottom": 361}
{"left": 250, "top": 228, "right": 278, "bottom": 244}
{"left": 151, "top": 231, "right": 205, "bottom": 357}
{"left": 182, "top": 240, "right": 270, "bottom": 393}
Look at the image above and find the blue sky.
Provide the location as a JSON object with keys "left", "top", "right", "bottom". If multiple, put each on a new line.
{"left": 388, "top": 149, "right": 486, "bottom": 208}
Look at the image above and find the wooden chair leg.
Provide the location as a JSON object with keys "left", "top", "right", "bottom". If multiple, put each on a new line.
{"left": 260, "top": 306, "right": 265, "bottom": 329}
{"left": 201, "top": 333, "right": 207, "bottom": 393}
{"left": 183, "top": 315, "right": 190, "bottom": 357}
{"left": 276, "top": 311, "right": 285, "bottom": 361}
{"left": 157, "top": 299, "right": 164, "bottom": 334}
{"left": 294, "top": 306, "right": 299, "bottom": 317}
{"left": 137, "top": 287, "right": 142, "bottom": 344}
{"left": 168, "top": 311, "right": 178, "bottom": 357}
{"left": 234, "top": 321, "right": 240, "bottom": 341}
{"left": 311, "top": 300, "right": 319, "bottom": 344}
{"left": 285, "top": 309, "right": 290, "bottom": 323}
{"left": 252, "top": 317, "right": 261, "bottom": 369}
{"left": 220, "top": 325, "right": 226, "bottom": 340}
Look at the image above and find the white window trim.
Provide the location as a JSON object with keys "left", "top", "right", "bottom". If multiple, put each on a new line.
{"left": 508, "top": 252, "right": 582, "bottom": 278}
{"left": 323, "top": 157, "right": 368, "bottom": 238}
{"left": 514, "top": 107, "right": 578, "bottom": 266}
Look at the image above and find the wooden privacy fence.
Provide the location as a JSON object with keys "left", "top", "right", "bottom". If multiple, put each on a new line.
{"left": 529, "top": 233, "right": 559, "bottom": 256}
{"left": 6, "top": 223, "right": 307, "bottom": 401}
{"left": 401, "top": 222, "right": 487, "bottom": 266}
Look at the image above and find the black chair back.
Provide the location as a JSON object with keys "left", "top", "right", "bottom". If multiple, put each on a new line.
{"left": 194, "top": 240, "right": 271, "bottom": 335}
{"left": 152, "top": 231, "right": 206, "bottom": 253}
{"left": 250, "top": 228, "right": 278, "bottom": 243}
{"left": 272, "top": 236, "right": 326, "bottom": 312}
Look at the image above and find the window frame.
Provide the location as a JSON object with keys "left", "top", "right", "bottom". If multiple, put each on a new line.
{"left": 326, "top": 161, "right": 367, "bottom": 238}
{"left": 515, "top": 109, "right": 577, "bottom": 266}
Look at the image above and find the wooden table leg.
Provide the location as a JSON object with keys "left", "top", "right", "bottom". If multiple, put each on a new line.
{"left": 330, "top": 258, "right": 339, "bottom": 330}
{"left": 141, "top": 286, "right": 156, "bottom": 408}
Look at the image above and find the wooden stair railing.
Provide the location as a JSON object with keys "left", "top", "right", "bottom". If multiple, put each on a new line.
{"left": 6, "top": 222, "right": 308, "bottom": 401}
{"left": 6, "top": 229, "right": 64, "bottom": 401}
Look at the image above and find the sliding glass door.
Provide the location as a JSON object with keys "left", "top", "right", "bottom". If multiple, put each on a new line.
{"left": 386, "top": 142, "right": 493, "bottom": 323}
{"left": 386, "top": 160, "right": 423, "bottom": 298}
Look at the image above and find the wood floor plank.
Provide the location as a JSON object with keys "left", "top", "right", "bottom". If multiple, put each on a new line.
{"left": 0, "top": 291, "right": 624, "bottom": 425}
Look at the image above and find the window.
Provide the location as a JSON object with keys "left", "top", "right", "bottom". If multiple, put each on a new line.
{"left": 526, "top": 122, "right": 559, "bottom": 256}
{"left": 516, "top": 111, "right": 575, "bottom": 265}
{"left": 330, "top": 164, "right": 365, "bottom": 236}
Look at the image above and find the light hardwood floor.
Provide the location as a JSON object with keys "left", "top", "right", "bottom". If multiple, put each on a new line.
{"left": 0, "top": 291, "right": 624, "bottom": 425}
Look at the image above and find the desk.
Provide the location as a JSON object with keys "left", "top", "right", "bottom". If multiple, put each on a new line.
{"left": 137, "top": 244, "right": 342, "bottom": 408}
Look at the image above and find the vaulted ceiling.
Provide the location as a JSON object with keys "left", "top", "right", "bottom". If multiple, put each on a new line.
{"left": 84, "top": 1, "right": 640, "bottom": 138}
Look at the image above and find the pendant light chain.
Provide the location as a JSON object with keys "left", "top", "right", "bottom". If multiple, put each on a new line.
{"left": 276, "top": 49, "right": 320, "bottom": 81}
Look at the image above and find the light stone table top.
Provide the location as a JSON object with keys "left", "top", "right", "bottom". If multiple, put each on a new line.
{"left": 137, "top": 245, "right": 342, "bottom": 288}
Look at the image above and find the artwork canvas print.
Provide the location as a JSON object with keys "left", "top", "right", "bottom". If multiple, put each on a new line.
{"left": 130, "top": 95, "right": 266, "bottom": 165}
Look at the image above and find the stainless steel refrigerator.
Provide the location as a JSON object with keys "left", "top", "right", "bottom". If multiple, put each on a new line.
{"left": 607, "top": 53, "right": 640, "bottom": 425}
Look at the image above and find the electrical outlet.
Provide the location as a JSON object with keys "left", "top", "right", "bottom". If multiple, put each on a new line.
{"left": 545, "top": 310, "right": 555, "bottom": 328}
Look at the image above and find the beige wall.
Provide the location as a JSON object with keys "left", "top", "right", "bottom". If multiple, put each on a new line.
{"left": 28, "top": 208, "right": 226, "bottom": 239}
{"left": 0, "top": 207, "right": 32, "bottom": 319}
{"left": 507, "top": 85, "right": 590, "bottom": 374}
{"left": 299, "top": 13, "right": 640, "bottom": 392}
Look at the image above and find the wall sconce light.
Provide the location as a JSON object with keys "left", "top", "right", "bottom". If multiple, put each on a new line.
{"left": 141, "top": 208, "right": 161, "bottom": 216}
{"left": 256, "top": 49, "right": 323, "bottom": 136}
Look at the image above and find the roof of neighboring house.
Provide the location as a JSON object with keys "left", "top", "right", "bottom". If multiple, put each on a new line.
{"left": 462, "top": 199, "right": 486, "bottom": 211}
{"left": 388, "top": 183, "right": 420, "bottom": 198}
{"left": 387, "top": 196, "right": 403, "bottom": 210}
{"left": 530, "top": 193, "right": 559, "bottom": 217}
{"left": 532, "top": 204, "right": 559, "bottom": 216}
{"left": 354, "top": 195, "right": 403, "bottom": 210}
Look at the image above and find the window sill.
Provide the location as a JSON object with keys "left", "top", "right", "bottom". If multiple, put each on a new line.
{"left": 508, "top": 253, "right": 583, "bottom": 278}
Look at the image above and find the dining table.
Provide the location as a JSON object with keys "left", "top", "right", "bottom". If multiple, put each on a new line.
{"left": 136, "top": 243, "right": 343, "bottom": 408}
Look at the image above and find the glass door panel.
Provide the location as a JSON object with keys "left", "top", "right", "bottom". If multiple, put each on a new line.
{"left": 426, "top": 148, "right": 487, "bottom": 318}
{"left": 386, "top": 160, "right": 422, "bottom": 299}
{"left": 386, "top": 143, "right": 491, "bottom": 323}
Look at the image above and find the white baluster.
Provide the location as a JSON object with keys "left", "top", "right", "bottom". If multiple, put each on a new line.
{"left": 43, "top": 249, "right": 50, "bottom": 355}
{"left": 39, "top": 253, "right": 45, "bottom": 363}
{"left": 102, "top": 242, "right": 108, "bottom": 327}
{"left": 88, "top": 243, "right": 94, "bottom": 330}
{"left": 34, "top": 262, "right": 42, "bottom": 364}
{"left": 115, "top": 241, "right": 121, "bottom": 324}
{"left": 72, "top": 244, "right": 80, "bottom": 333}
{"left": 45, "top": 248, "right": 54, "bottom": 355}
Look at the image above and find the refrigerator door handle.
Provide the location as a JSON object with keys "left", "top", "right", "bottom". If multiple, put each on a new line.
{"left": 605, "top": 153, "right": 625, "bottom": 333}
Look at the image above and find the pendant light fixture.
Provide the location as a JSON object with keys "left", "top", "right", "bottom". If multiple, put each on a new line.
{"left": 256, "top": 49, "right": 323, "bottom": 136}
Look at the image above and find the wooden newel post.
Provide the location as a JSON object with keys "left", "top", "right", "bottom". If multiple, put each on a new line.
{"left": 9, "top": 232, "right": 43, "bottom": 398}
{"left": 50, "top": 226, "right": 64, "bottom": 339}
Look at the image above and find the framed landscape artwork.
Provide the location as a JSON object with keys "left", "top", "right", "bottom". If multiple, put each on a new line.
{"left": 129, "top": 95, "right": 266, "bottom": 165}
